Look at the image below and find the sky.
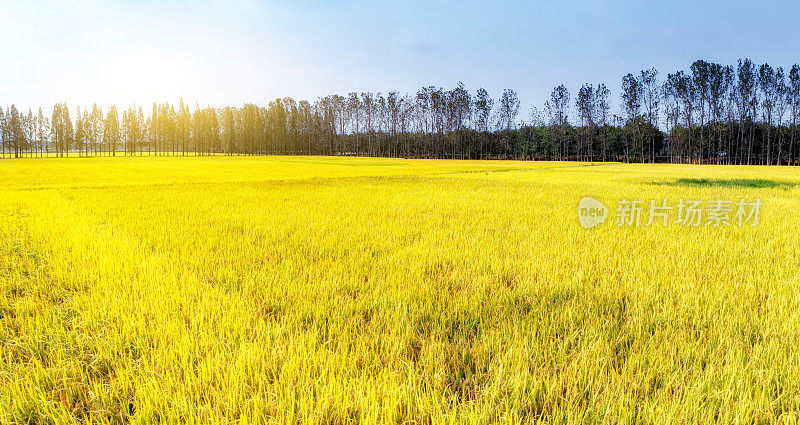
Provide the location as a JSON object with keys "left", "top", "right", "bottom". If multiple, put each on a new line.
{"left": 1, "top": 0, "right": 799, "bottom": 118}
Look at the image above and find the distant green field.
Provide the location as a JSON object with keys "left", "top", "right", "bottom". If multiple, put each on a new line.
{"left": 2, "top": 156, "right": 799, "bottom": 424}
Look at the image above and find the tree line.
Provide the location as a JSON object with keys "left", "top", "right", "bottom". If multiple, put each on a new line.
{"left": 2, "top": 59, "right": 799, "bottom": 164}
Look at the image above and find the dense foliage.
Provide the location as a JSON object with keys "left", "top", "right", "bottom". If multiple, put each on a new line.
{"left": 2, "top": 59, "right": 799, "bottom": 164}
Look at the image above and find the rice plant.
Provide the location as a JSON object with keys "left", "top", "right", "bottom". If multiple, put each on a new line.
{"left": 1, "top": 156, "right": 799, "bottom": 424}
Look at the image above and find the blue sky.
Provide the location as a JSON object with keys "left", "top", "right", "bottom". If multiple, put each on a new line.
{"left": 1, "top": 0, "right": 799, "bottom": 118}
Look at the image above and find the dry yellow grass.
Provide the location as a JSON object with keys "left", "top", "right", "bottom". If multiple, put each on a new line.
{"left": 1, "top": 156, "right": 799, "bottom": 424}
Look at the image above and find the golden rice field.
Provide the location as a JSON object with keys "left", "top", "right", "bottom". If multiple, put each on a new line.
{"left": 1, "top": 156, "right": 800, "bottom": 424}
